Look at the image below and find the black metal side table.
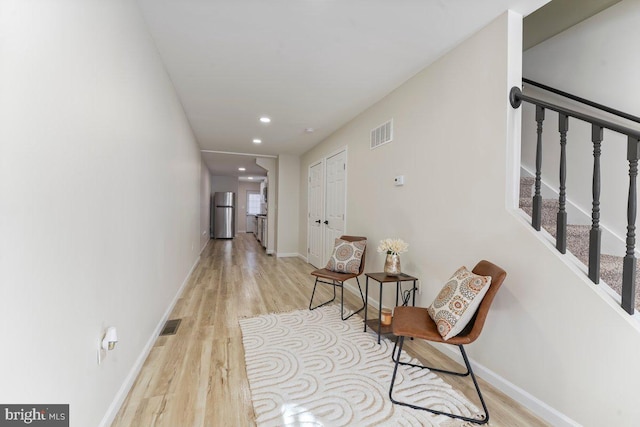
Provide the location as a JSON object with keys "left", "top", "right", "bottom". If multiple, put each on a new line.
{"left": 364, "top": 272, "right": 418, "bottom": 344}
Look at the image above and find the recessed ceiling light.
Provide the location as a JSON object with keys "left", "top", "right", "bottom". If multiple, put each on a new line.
{"left": 248, "top": 177, "right": 254, "bottom": 180}
{"left": 259, "top": 117, "right": 271, "bottom": 124}
{"left": 252, "top": 139, "right": 262, "bottom": 144}
{"left": 238, "top": 167, "right": 246, "bottom": 171}
{"left": 304, "top": 128, "right": 315, "bottom": 133}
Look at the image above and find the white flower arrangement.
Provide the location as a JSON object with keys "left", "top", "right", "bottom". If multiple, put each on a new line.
{"left": 377, "top": 238, "right": 408, "bottom": 255}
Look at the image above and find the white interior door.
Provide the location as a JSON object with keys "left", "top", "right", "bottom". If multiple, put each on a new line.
{"left": 307, "top": 161, "right": 324, "bottom": 268}
{"left": 323, "top": 150, "right": 346, "bottom": 264}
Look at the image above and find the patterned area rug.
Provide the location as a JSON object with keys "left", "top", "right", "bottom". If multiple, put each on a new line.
{"left": 239, "top": 305, "right": 482, "bottom": 426}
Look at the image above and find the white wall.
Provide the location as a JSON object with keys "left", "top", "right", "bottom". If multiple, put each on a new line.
{"left": 521, "top": 0, "right": 640, "bottom": 256}
{"left": 211, "top": 175, "right": 239, "bottom": 195}
{"left": 276, "top": 154, "right": 301, "bottom": 257}
{"left": 299, "top": 11, "right": 640, "bottom": 426}
{"left": 0, "top": 1, "right": 202, "bottom": 426}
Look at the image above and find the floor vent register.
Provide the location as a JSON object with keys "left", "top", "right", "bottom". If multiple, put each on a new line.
{"left": 160, "top": 319, "right": 182, "bottom": 336}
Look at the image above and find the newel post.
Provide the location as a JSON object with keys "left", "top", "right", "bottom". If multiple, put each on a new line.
{"left": 622, "top": 136, "right": 639, "bottom": 314}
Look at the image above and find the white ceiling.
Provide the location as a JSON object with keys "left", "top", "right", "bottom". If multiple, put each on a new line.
{"left": 201, "top": 150, "right": 271, "bottom": 179}
{"left": 136, "top": 0, "right": 549, "bottom": 176}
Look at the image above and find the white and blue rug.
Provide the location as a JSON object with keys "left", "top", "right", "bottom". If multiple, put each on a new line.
{"left": 239, "top": 305, "right": 481, "bottom": 426}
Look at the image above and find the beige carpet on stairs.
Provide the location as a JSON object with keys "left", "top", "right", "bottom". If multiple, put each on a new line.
{"left": 519, "top": 176, "right": 640, "bottom": 310}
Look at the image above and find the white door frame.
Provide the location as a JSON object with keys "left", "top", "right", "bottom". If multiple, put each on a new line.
{"left": 323, "top": 149, "right": 347, "bottom": 266}
{"left": 307, "top": 160, "right": 324, "bottom": 268}
{"left": 307, "top": 147, "right": 348, "bottom": 267}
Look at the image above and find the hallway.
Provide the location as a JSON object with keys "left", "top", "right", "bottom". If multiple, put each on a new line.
{"left": 111, "top": 234, "right": 547, "bottom": 426}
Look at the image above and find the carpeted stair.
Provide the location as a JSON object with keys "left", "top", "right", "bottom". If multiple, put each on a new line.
{"left": 519, "top": 176, "right": 640, "bottom": 311}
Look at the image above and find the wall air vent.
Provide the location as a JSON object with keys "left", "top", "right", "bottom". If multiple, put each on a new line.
{"left": 370, "top": 119, "right": 393, "bottom": 149}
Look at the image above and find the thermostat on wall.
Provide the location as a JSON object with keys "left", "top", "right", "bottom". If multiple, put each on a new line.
{"left": 394, "top": 175, "right": 404, "bottom": 186}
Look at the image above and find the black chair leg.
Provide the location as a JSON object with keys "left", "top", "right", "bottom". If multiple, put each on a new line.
{"left": 391, "top": 337, "right": 469, "bottom": 376}
{"left": 310, "top": 276, "right": 367, "bottom": 320}
{"left": 459, "top": 345, "right": 489, "bottom": 423}
{"left": 389, "top": 336, "right": 405, "bottom": 398}
{"left": 309, "top": 278, "right": 336, "bottom": 311}
{"left": 340, "top": 277, "right": 366, "bottom": 320}
{"left": 389, "top": 338, "right": 489, "bottom": 425}
{"left": 355, "top": 276, "right": 366, "bottom": 309}
{"left": 391, "top": 336, "right": 401, "bottom": 363}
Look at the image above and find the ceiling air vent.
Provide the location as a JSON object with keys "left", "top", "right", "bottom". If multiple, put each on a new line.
{"left": 370, "top": 119, "right": 393, "bottom": 149}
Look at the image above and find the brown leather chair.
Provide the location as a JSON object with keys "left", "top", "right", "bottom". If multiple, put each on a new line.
{"left": 309, "top": 235, "right": 367, "bottom": 320}
{"left": 388, "top": 260, "right": 507, "bottom": 425}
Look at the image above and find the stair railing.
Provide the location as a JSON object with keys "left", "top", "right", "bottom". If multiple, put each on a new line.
{"left": 510, "top": 85, "right": 640, "bottom": 315}
{"left": 522, "top": 78, "right": 640, "bottom": 125}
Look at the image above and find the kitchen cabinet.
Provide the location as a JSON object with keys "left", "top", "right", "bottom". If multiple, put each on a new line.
{"left": 256, "top": 216, "right": 263, "bottom": 242}
{"left": 256, "top": 215, "right": 267, "bottom": 249}
{"left": 248, "top": 214, "right": 258, "bottom": 234}
{"left": 261, "top": 216, "right": 267, "bottom": 249}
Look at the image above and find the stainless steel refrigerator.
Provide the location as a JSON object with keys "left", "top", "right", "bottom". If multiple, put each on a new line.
{"left": 211, "top": 192, "right": 236, "bottom": 239}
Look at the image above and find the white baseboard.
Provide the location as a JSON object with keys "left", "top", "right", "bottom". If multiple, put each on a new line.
{"left": 297, "top": 254, "right": 308, "bottom": 263}
{"left": 98, "top": 255, "right": 201, "bottom": 427}
{"left": 200, "top": 237, "right": 210, "bottom": 254}
{"left": 276, "top": 252, "right": 299, "bottom": 258}
{"left": 430, "top": 342, "right": 580, "bottom": 427}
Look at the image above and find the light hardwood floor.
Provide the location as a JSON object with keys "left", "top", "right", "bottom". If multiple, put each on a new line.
{"left": 111, "top": 234, "right": 549, "bottom": 427}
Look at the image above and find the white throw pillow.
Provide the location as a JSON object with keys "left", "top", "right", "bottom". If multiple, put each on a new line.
{"left": 427, "top": 266, "right": 491, "bottom": 340}
{"left": 325, "top": 239, "right": 366, "bottom": 274}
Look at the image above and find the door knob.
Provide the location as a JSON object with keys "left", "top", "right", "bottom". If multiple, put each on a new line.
{"left": 315, "top": 220, "right": 321, "bottom": 224}
{"left": 323, "top": 220, "right": 329, "bottom": 225}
